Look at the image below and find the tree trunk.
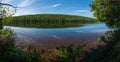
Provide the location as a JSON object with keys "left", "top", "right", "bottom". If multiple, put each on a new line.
{"left": 0, "top": 18, "right": 3, "bottom": 29}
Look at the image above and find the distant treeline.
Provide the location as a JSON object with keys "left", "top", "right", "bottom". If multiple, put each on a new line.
{"left": 6, "top": 14, "right": 98, "bottom": 28}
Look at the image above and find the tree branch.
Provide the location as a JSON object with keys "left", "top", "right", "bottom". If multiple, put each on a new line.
{"left": 0, "top": 3, "right": 17, "bottom": 8}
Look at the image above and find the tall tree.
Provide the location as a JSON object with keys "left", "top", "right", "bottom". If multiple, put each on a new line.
{"left": 90, "top": 0, "right": 120, "bottom": 28}
{"left": 0, "top": 1, "right": 16, "bottom": 28}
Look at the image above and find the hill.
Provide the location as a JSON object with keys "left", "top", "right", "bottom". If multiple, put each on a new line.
{"left": 12, "top": 14, "right": 96, "bottom": 22}
{"left": 6, "top": 14, "right": 97, "bottom": 28}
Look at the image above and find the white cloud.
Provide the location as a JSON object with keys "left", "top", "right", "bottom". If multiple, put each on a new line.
{"left": 40, "top": 3, "right": 62, "bottom": 9}
{"left": 0, "top": 0, "right": 35, "bottom": 16}
{"left": 66, "top": 9, "right": 94, "bottom": 17}
{"left": 18, "top": 0, "right": 34, "bottom": 7}
{"left": 14, "top": 8, "right": 36, "bottom": 16}
{"left": 52, "top": 3, "right": 61, "bottom": 7}
{"left": 13, "top": 0, "right": 36, "bottom": 16}
{"left": 1, "top": 0, "right": 12, "bottom": 3}
{"left": 14, "top": 3, "right": 62, "bottom": 16}
{"left": 74, "top": 10, "right": 90, "bottom": 13}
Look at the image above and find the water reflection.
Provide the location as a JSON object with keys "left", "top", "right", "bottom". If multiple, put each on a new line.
{"left": 4, "top": 23, "right": 108, "bottom": 49}
{"left": 6, "top": 19, "right": 97, "bottom": 28}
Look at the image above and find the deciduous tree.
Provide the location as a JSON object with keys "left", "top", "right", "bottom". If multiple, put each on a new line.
{"left": 90, "top": 0, "right": 120, "bottom": 28}
{"left": 0, "top": 1, "right": 16, "bottom": 28}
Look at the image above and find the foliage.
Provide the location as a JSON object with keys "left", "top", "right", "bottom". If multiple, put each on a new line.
{"left": 12, "top": 14, "right": 96, "bottom": 22}
{"left": 90, "top": 0, "right": 120, "bottom": 28}
{"left": 5, "top": 14, "right": 97, "bottom": 28}
{"left": 0, "top": 28, "right": 47, "bottom": 62}
{"left": 6, "top": 20, "right": 86, "bottom": 28}
{"left": 47, "top": 44, "right": 87, "bottom": 62}
{"left": 0, "top": 29, "right": 87, "bottom": 62}
{"left": 0, "top": 28, "right": 87, "bottom": 62}
{"left": 82, "top": 29, "right": 120, "bottom": 62}
{"left": 0, "top": 2, "right": 89, "bottom": 62}
{"left": 0, "top": 3, "right": 16, "bottom": 28}
{"left": 0, "top": 28, "right": 15, "bottom": 62}
{"left": 2, "top": 28, "right": 120, "bottom": 62}
{"left": 87, "top": 0, "right": 120, "bottom": 62}
{"left": 1, "top": 0, "right": 120, "bottom": 62}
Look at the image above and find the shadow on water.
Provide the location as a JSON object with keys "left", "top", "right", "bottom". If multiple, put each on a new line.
{"left": 82, "top": 19, "right": 120, "bottom": 62}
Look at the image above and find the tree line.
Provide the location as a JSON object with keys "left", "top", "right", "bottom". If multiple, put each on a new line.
{"left": 5, "top": 14, "right": 97, "bottom": 28}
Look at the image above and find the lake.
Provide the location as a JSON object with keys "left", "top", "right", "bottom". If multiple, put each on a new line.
{"left": 4, "top": 23, "right": 109, "bottom": 49}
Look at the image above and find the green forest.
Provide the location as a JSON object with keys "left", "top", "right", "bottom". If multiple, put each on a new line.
{"left": 5, "top": 14, "right": 97, "bottom": 28}
{"left": 0, "top": 0, "right": 120, "bottom": 62}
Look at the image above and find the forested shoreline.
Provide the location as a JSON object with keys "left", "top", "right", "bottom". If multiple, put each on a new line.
{"left": 5, "top": 14, "right": 97, "bottom": 28}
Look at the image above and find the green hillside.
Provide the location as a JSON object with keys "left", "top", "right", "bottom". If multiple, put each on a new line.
{"left": 6, "top": 14, "right": 97, "bottom": 28}
{"left": 12, "top": 14, "right": 96, "bottom": 22}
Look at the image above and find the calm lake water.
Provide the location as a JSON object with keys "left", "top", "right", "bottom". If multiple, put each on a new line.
{"left": 4, "top": 23, "right": 109, "bottom": 49}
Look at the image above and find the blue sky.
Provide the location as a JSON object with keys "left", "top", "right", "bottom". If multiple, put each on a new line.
{"left": 2, "top": 0, "right": 94, "bottom": 17}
